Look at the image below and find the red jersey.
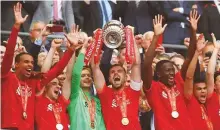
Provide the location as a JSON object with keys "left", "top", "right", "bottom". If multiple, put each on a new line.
{"left": 206, "top": 92, "right": 220, "bottom": 130}
{"left": 1, "top": 27, "right": 74, "bottom": 130}
{"left": 145, "top": 72, "right": 193, "bottom": 130}
{"left": 185, "top": 96, "right": 212, "bottom": 130}
{"left": 98, "top": 84, "right": 141, "bottom": 130}
{"left": 35, "top": 95, "right": 70, "bottom": 130}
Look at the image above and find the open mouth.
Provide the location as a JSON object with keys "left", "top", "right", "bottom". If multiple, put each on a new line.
{"left": 114, "top": 77, "right": 120, "bottom": 82}
{"left": 25, "top": 68, "right": 32, "bottom": 76}
{"left": 199, "top": 94, "right": 207, "bottom": 102}
{"left": 168, "top": 77, "right": 174, "bottom": 82}
{"left": 54, "top": 88, "right": 61, "bottom": 95}
{"left": 54, "top": 90, "right": 59, "bottom": 95}
{"left": 200, "top": 95, "right": 206, "bottom": 99}
{"left": 26, "top": 68, "right": 32, "bottom": 72}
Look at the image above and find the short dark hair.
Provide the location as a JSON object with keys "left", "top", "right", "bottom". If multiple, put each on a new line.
{"left": 155, "top": 60, "right": 173, "bottom": 73}
{"left": 154, "top": 60, "right": 174, "bottom": 81}
{"left": 194, "top": 71, "right": 206, "bottom": 84}
{"left": 15, "top": 52, "right": 32, "bottom": 63}
{"left": 109, "top": 64, "right": 126, "bottom": 74}
{"left": 214, "top": 71, "right": 220, "bottom": 83}
{"left": 1, "top": 41, "right": 7, "bottom": 47}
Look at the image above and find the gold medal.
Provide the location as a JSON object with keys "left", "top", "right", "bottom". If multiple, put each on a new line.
{"left": 91, "top": 121, "right": 95, "bottom": 129}
{"left": 171, "top": 111, "right": 179, "bottom": 119}
{"left": 56, "top": 123, "right": 63, "bottom": 130}
{"left": 121, "top": 117, "right": 129, "bottom": 125}
{"left": 23, "top": 111, "right": 27, "bottom": 119}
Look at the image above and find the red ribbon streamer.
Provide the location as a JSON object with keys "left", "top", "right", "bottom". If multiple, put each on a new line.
{"left": 84, "top": 40, "right": 97, "bottom": 66}
{"left": 94, "top": 29, "right": 103, "bottom": 64}
{"left": 125, "top": 27, "right": 135, "bottom": 64}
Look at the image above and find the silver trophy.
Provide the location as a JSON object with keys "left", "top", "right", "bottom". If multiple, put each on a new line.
{"left": 102, "top": 20, "right": 125, "bottom": 49}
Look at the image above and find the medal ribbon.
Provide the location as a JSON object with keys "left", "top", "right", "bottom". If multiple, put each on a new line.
{"left": 83, "top": 93, "right": 96, "bottom": 127}
{"left": 200, "top": 105, "right": 213, "bottom": 130}
{"left": 125, "top": 26, "right": 135, "bottom": 64}
{"left": 114, "top": 91, "right": 127, "bottom": 118}
{"left": 21, "top": 85, "right": 28, "bottom": 113}
{"left": 94, "top": 29, "right": 103, "bottom": 64}
{"left": 16, "top": 77, "right": 29, "bottom": 117}
{"left": 160, "top": 83, "right": 177, "bottom": 112}
{"left": 53, "top": 103, "right": 62, "bottom": 124}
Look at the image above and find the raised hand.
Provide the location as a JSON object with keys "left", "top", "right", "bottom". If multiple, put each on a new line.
{"left": 153, "top": 14, "right": 167, "bottom": 36}
{"left": 184, "top": 37, "right": 190, "bottom": 48}
{"left": 135, "top": 34, "right": 143, "bottom": 48}
{"left": 211, "top": 33, "right": 220, "bottom": 49}
{"left": 80, "top": 37, "right": 92, "bottom": 54}
{"left": 14, "top": 45, "right": 27, "bottom": 56}
{"left": 155, "top": 45, "right": 165, "bottom": 54}
{"left": 70, "top": 24, "right": 80, "bottom": 33}
{"left": 14, "top": 2, "right": 28, "bottom": 26}
{"left": 64, "top": 32, "right": 82, "bottom": 51}
{"left": 51, "top": 39, "right": 63, "bottom": 48}
{"left": 188, "top": 10, "right": 200, "bottom": 31}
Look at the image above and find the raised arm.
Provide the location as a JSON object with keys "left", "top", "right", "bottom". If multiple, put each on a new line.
{"left": 41, "top": 39, "right": 62, "bottom": 73}
{"left": 1, "top": 2, "right": 28, "bottom": 78}
{"left": 181, "top": 10, "right": 200, "bottom": 80}
{"left": 206, "top": 33, "right": 220, "bottom": 97}
{"left": 61, "top": 26, "right": 81, "bottom": 100}
{"left": 62, "top": 52, "right": 75, "bottom": 100}
{"left": 69, "top": 37, "right": 89, "bottom": 99}
{"left": 184, "top": 37, "right": 207, "bottom": 99}
{"left": 143, "top": 15, "right": 167, "bottom": 90}
{"left": 39, "top": 32, "right": 82, "bottom": 89}
{"left": 91, "top": 44, "right": 106, "bottom": 93}
{"left": 130, "top": 38, "right": 141, "bottom": 82}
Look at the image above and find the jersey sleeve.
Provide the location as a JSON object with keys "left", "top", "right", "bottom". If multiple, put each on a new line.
{"left": 130, "top": 80, "right": 143, "bottom": 91}
{"left": 70, "top": 53, "right": 85, "bottom": 100}
{"left": 144, "top": 80, "right": 159, "bottom": 107}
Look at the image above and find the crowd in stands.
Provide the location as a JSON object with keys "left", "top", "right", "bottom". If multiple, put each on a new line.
{"left": 1, "top": 1, "right": 220, "bottom": 130}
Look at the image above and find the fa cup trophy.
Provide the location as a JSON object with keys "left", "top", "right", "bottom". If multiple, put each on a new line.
{"left": 102, "top": 20, "right": 125, "bottom": 49}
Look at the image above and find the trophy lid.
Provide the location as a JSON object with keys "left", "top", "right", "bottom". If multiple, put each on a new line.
{"left": 103, "top": 20, "right": 124, "bottom": 30}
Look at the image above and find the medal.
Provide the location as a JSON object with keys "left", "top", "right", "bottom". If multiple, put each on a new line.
{"left": 53, "top": 103, "right": 63, "bottom": 130}
{"left": 16, "top": 77, "right": 30, "bottom": 120}
{"left": 160, "top": 83, "right": 179, "bottom": 119}
{"left": 115, "top": 91, "right": 129, "bottom": 126}
{"left": 91, "top": 121, "right": 95, "bottom": 129}
{"left": 83, "top": 93, "right": 96, "bottom": 129}
{"left": 56, "top": 123, "right": 63, "bottom": 130}
{"left": 171, "top": 111, "right": 179, "bottom": 118}
{"left": 200, "top": 105, "right": 213, "bottom": 130}
{"left": 121, "top": 117, "right": 129, "bottom": 125}
{"left": 23, "top": 111, "right": 27, "bottom": 119}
